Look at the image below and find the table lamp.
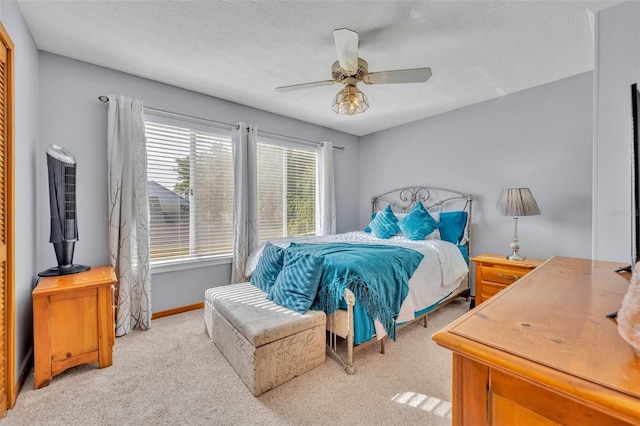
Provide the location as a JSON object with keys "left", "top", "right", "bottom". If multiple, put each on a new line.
{"left": 497, "top": 188, "right": 541, "bottom": 261}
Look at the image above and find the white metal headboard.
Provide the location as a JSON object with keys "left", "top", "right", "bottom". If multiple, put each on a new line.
{"left": 371, "top": 185, "right": 473, "bottom": 257}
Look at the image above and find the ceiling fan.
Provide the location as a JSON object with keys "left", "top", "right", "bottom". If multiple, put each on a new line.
{"left": 275, "top": 28, "right": 432, "bottom": 115}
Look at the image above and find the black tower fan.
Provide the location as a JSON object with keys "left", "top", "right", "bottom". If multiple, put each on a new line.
{"left": 38, "top": 145, "right": 90, "bottom": 277}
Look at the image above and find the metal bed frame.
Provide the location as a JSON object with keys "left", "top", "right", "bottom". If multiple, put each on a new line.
{"left": 326, "top": 186, "right": 473, "bottom": 374}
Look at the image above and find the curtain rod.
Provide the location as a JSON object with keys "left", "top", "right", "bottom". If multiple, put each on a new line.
{"left": 254, "top": 129, "right": 345, "bottom": 151}
{"left": 98, "top": 95, "right": 237, "bottom": 130}
{"left": 98, "top": 95, "right": 345, "bottom": 151}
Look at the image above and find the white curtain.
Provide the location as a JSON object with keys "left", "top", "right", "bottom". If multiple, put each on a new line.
{"left": 107, "top": 95, "right": 152, "bottom": 336}
{"left": 231, "top": 124, "right": 259, "bottom": 283}
{"left": 318, "top": 141, "right": 336, "bottom": 235}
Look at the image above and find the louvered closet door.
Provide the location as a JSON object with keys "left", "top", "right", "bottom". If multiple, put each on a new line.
{"left": 0, "top": 32, "right": 10, "bottom": 415}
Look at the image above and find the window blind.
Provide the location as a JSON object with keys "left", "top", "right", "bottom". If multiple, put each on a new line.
{"left": 256, "top": 139, "right": 317, "bottom": 244}
{"left": 145, "top": 116, "right": 234, "bottom": 264}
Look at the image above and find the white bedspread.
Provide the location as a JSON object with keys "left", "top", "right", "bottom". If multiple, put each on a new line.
{"left": 246, "top": 231, "right": 468, "bottom": 339}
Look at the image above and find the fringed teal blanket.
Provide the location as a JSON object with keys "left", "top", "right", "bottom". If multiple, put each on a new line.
{"left": 287, "top": 242, "right": 424, "bottom": 340}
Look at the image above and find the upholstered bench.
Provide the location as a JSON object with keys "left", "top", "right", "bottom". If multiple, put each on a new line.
{"left": 204, "top": 283, "right": 326, "bottom": 396}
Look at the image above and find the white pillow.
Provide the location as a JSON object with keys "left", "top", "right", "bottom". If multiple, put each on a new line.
{"left": 426, "top": 212, "right": 441, "bottom": 240}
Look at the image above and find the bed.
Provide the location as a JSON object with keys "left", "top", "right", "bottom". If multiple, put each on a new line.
{"left": 246, "top": 186, "right": 473, "bottom": 374}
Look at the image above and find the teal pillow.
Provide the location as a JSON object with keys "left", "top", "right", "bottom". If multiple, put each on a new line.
{"left": 368, "top": 205, "right": 400, "bottom": 239}
{"left": 363, "top": 212, "right": 377, "bottom": 233}
{"left": 268, "top": 249, "right": 324, "bottom": 314}
{"left": 250, "top": 242, "right": 285, "bottom": 292}
{"left": 398, "top": 202, "right": 441, "bottom": 240}
{"left": 457, "top": 244, "right": 469, "bottom": 264}
{"left": 439, "top": 211, "right": 468, "bottom": 244}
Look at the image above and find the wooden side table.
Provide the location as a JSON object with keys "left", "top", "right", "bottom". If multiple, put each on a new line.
{"left": 471, "top": 254, "right": 544, "bottom": 305}
{"left": 32, "top": 265, "right": 116, "bottom": 389}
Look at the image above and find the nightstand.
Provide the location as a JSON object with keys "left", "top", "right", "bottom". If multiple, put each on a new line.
{"left": 471, "top": 254, "right": 545, "bottom": 305}
{"left": 32, "top": 265, "right": 116, "bottom": 389}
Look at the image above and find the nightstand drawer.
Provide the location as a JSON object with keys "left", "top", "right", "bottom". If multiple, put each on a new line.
{"left": 481, "top": 265, "right": 526, "bottom": 284}
{"left": 471, "top": 254, "right": 545, "bottom": 306}
{"left": 480, "top": 280, "right": 507, "bottom": 299}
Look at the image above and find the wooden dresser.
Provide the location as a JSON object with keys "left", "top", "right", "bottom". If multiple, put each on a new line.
{"left": 433, "top": 256, "right": 640, "bottom": 425}
{"left": 471, "top": 254, "right": 544, "bottom": 305}
{"left": 32, "top": 266, "right": 116, "bottom": 389}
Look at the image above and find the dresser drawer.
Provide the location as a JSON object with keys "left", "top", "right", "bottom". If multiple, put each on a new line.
{"left": 481, "top": 265, "right": 528, "bottom": 284}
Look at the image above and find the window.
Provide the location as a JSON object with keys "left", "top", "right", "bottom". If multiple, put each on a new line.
{"left": 145, "top": 113, "right": 234, "bottom": 264}
{"left": 257, "top": 138, "right": 317, "bottom": 244}
{"left": 145, "top": 117, "right": 318, "bottom": 265}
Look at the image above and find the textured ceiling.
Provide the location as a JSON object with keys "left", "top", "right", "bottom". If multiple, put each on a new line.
{"left": 18, "top": 0, "right": 612, "bottom": 136}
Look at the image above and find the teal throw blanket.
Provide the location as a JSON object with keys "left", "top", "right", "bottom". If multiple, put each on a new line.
{"left": 287, "top": 242, "right": 424, "bottom": 340}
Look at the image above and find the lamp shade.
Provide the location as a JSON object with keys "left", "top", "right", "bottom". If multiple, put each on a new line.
{"left": 497, "top": 188, "right": 541, "bottom": 217}
{"left": 332, "top": 84, "right": 369, "bottom": 115}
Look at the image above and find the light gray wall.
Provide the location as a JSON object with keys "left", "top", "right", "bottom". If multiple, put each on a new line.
{"left": 1, "top": 0, "right": 40, "bottom": 384}
{"left": 359, "top": 72, "right": 593, "bottom": 263}
{"left": 38, "top": 52, "right": 360, "bottom": 313}
{"left": 593, "top": 0, "right": 640, "bottom": 263}
{"left": 7, "top": 0, "right": 626, "bottom": 393}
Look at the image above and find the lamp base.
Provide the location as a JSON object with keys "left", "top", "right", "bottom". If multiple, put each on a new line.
{"left": 506, "top": 253, "right": 526, "bottom": 261}
{"left": 506, "top": 236, "right": 525, "bottom": 261}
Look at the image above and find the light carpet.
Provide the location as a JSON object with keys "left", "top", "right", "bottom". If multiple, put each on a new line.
{"left": 3, "top": 298, "right": 469, "bottom": 425}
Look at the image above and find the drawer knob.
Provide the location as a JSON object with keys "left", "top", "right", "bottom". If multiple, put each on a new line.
{"left": 498, "top": 272, "right": 520, "bottom": 280}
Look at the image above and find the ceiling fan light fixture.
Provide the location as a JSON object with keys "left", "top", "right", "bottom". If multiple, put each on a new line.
{"left": 332, "top": 84, "right": 369, "bottom": 115}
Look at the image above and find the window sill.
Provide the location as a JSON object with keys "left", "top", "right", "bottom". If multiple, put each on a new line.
{"left": 150, "top": 255, "right": 232, "bottom": 274}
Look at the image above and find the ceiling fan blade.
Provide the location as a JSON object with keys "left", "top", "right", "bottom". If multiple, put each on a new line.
{"left": 363, "top": 68, "right": 432, "bottom": 85}
{"left": 333, "top": 28, "right": 359, "bottom": 73}
{"left": 275, "top": 80, "right": 336, "bottom": 93}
